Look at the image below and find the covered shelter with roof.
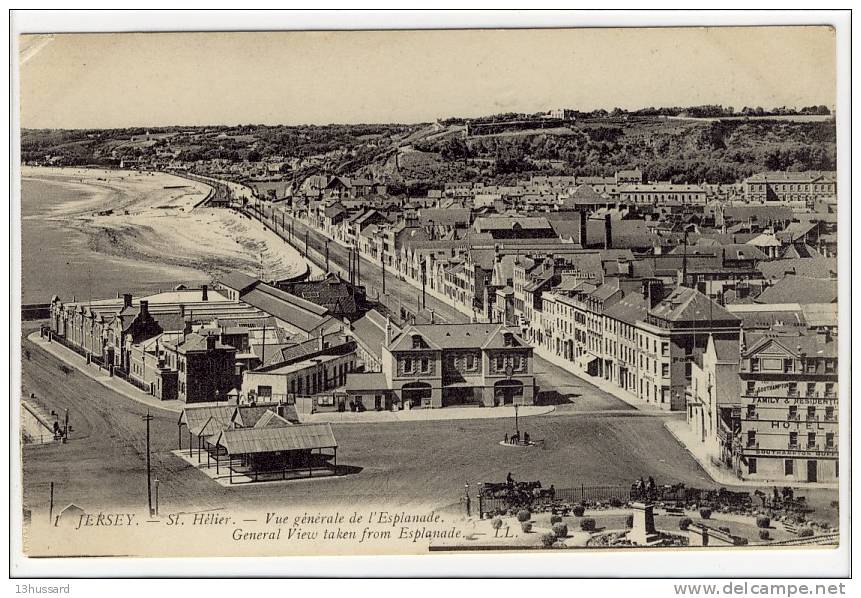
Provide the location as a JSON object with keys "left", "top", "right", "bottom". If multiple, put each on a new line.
{"left": 176, "top": 404, "right": 339, "bottom": 484}
{"left": 212, "top": 423, "right": 338, "bottom": 484}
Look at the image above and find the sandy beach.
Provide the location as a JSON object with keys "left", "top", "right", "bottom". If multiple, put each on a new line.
{"left": 21, "top": 166, "right": 311, "bottom": 302}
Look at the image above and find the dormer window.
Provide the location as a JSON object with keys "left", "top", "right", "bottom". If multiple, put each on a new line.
{"left": 412, "top": 334, "right": 423, "bottom": 349}
{"left": 503, "top": 332, "right": 514, "bottom": 347}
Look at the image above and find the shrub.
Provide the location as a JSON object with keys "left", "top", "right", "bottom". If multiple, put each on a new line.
{"left": 734, "top": 537, "right": 749, "bottom": 546}
{"left": 625, "top": 514, "right": 634, "bottom": 528}
{"left": 756, "top": 515, "right": 771, "bottom": 529}
{"left": 572, "top": 505, "right": 585, "bottom": 517}
{"left": 550, "top": 514, "right": 562, "bottom": 525}
{"left": 540, "top": 533, "right": 556, "bottom": 548}
{"left": 520, "top": 521, "right": 532, "bottom": 533}
{"left": 699, "top": 508, "right": 712, "bottom": 519}
{"left": 759, "top": 529, "right": 770, "bottom": 541}
{"left": 609, "top": 497, "right": 624, "bottom": 508}
{"left": 552, "top": 522, "right": 568, "bottom": 538}
{"left": 719, "top": 526, "right": 732, "bottom": 535}
{"left": 580, "top": 517, "right": 596, "bottom": 532}
{"left": 798, "top": 527, "right": 815, "bottom": 538}
{"left": 516, "top": 509, "right": 531, "bottom": 523}
{"left": 679, "top": 517, "right": 693, "bottom": 531}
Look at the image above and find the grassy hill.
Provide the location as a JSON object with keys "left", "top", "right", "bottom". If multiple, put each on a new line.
{"left": 22, "top": 114, "right": 836, "bottom": 188}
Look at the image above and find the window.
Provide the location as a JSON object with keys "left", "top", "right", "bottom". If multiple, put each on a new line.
{"left": 747, "top": 430, "right": 756, "bottom": 448}
{"left": 746, "top": 381, "right": 756, "bottom": 394}
{"left": 257, "top": 385, "right": 272, "bottom": 398}
{"left": 825, "top": 383, "right": 835, "bottom": 397}
{"left": 806, "top": 360, "right": 817, "bottom": 373}
{"left": 825, "top": 359, "right": 836, "bottom": 373}
{"left": 403, "top": 358, "right": 414, "bottom": 374}
{"left": 785, "top": 459, "right": 794, "bottom": 476}
{"left": 807, "top": 432, "right": 816, "bottom": 448}
{"left": 788, "top": 405, "right": 798, "bottom": 420}
{"left": 751, "top": 359, "right": 760, "bottom": 372}
{"left": 748, "top": 458, "right": 757, "bottom": 474}
{"left": 746, "top": 404, "right": 756, "bottom": 419}
{"left": 466, "top": 354, "right": 476, "bottom": 371}
{"left": 789, "top": 432, "right": 798, "bottom": 448}
{"left": 806, "top": 382, "right": 817, "bottom": 396}
{"left": 661, "top": 342, "right": 669, "bottom": 357}
{"left": 661, "top": 363, "right": 670, "bottom": 378}
{"left": 420, "top": 358, "right": 430, "bottom": 374}
{"left": 826, "top": 433, "right": 835, "bottom": 448}
{"left": 825, "top": 406, "right": 835, "bottom": 421}
{"left": 411, "top": 335, "right": 423, "bottom": 349}
{"left": 806, "top": 406, "right": 816, "bottom": 420}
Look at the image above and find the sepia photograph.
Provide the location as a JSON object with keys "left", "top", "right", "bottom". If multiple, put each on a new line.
{"left": 9, "top": 9, "right": 851, "bottom": 582}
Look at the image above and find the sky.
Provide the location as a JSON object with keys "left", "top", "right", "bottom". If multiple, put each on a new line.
{"left": 19, "top": 27, "right": 836, "bottom": 129}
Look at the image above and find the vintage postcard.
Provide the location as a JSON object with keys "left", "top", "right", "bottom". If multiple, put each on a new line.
{"left": 11, "top": 15, "right": 849, "bottom": 577}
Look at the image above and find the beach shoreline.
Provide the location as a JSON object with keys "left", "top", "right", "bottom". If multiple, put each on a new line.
{"left": 20, "top": 166, "right": 312, "bottom": 302}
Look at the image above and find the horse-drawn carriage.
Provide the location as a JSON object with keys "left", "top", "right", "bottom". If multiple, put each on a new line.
{"left": 479, "top": 480, "right": 553, "bottom": 512}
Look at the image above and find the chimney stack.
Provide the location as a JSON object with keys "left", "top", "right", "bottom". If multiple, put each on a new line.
{"left": 206, "top": 335, "right": 217, "bottom": 352}
{"left": 122, "top": 293, "right": 133, "bottom": 308}
{"left": 604, "top": 214, "right": 612, "bottom": 249}
{"left": 318, "top": 327, "right": 325, "bottom": 351}
{"left": 139, "top": 300, "right": 149, "bottom": 318}
{"left": 579, "top": 209, "right": 588, "bottom": 247}
{"left": 202, "top": 285, "right": 209, "bottom": 302}
{"left": 384, "top": 316, "right": 391, "bottom": 346}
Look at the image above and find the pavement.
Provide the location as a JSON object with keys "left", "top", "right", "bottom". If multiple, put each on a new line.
{"left": 28, "top": 332, "right": 187, "bottom": 415}
{"left": 302, "top": 405, "right": 555, "bottom": 424}
{"left": 535, "top": 345, "right": 673, "bottom": 415}
{"left": 664, "top": 419, "right": 839, "bottom": 490}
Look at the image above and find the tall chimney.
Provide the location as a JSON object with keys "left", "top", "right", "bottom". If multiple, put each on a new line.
{"left": 604, "top": 213, "right": 612, "bottom": 249}
{"left": 206, "top": 335, "right": 217, "bottom": 352}
{"left": 122, "top": 293, "right": 133, "bottom": 308}
{"left": 579, "top": 210, "right": 588, "bottom": 247}
{"left": 318, "top": 327, "right": 325, "bottom": 351}
{"left": 139, "top": 300, "right": 149, "bottom": 318}
{"left": 202, "top": 285, "right": 209, "bottom": 302}
{"left": 384, "top": 316, "right": 391, "bottom": 346}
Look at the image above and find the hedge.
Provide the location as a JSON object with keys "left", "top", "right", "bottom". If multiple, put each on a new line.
{"left": 552, "top": 523, "right": 568, "bottom": 538}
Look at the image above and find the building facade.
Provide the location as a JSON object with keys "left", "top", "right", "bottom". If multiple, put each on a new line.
{"left": 346, "top": 323, "right": 535, "bottom": 409}
{"left": 734, "top": 328, "right": 838, "bottom": 483}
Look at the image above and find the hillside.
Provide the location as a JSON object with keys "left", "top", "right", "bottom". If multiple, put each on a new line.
{"left": 21, "top": 113, "right": 836, "bottom": 189}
